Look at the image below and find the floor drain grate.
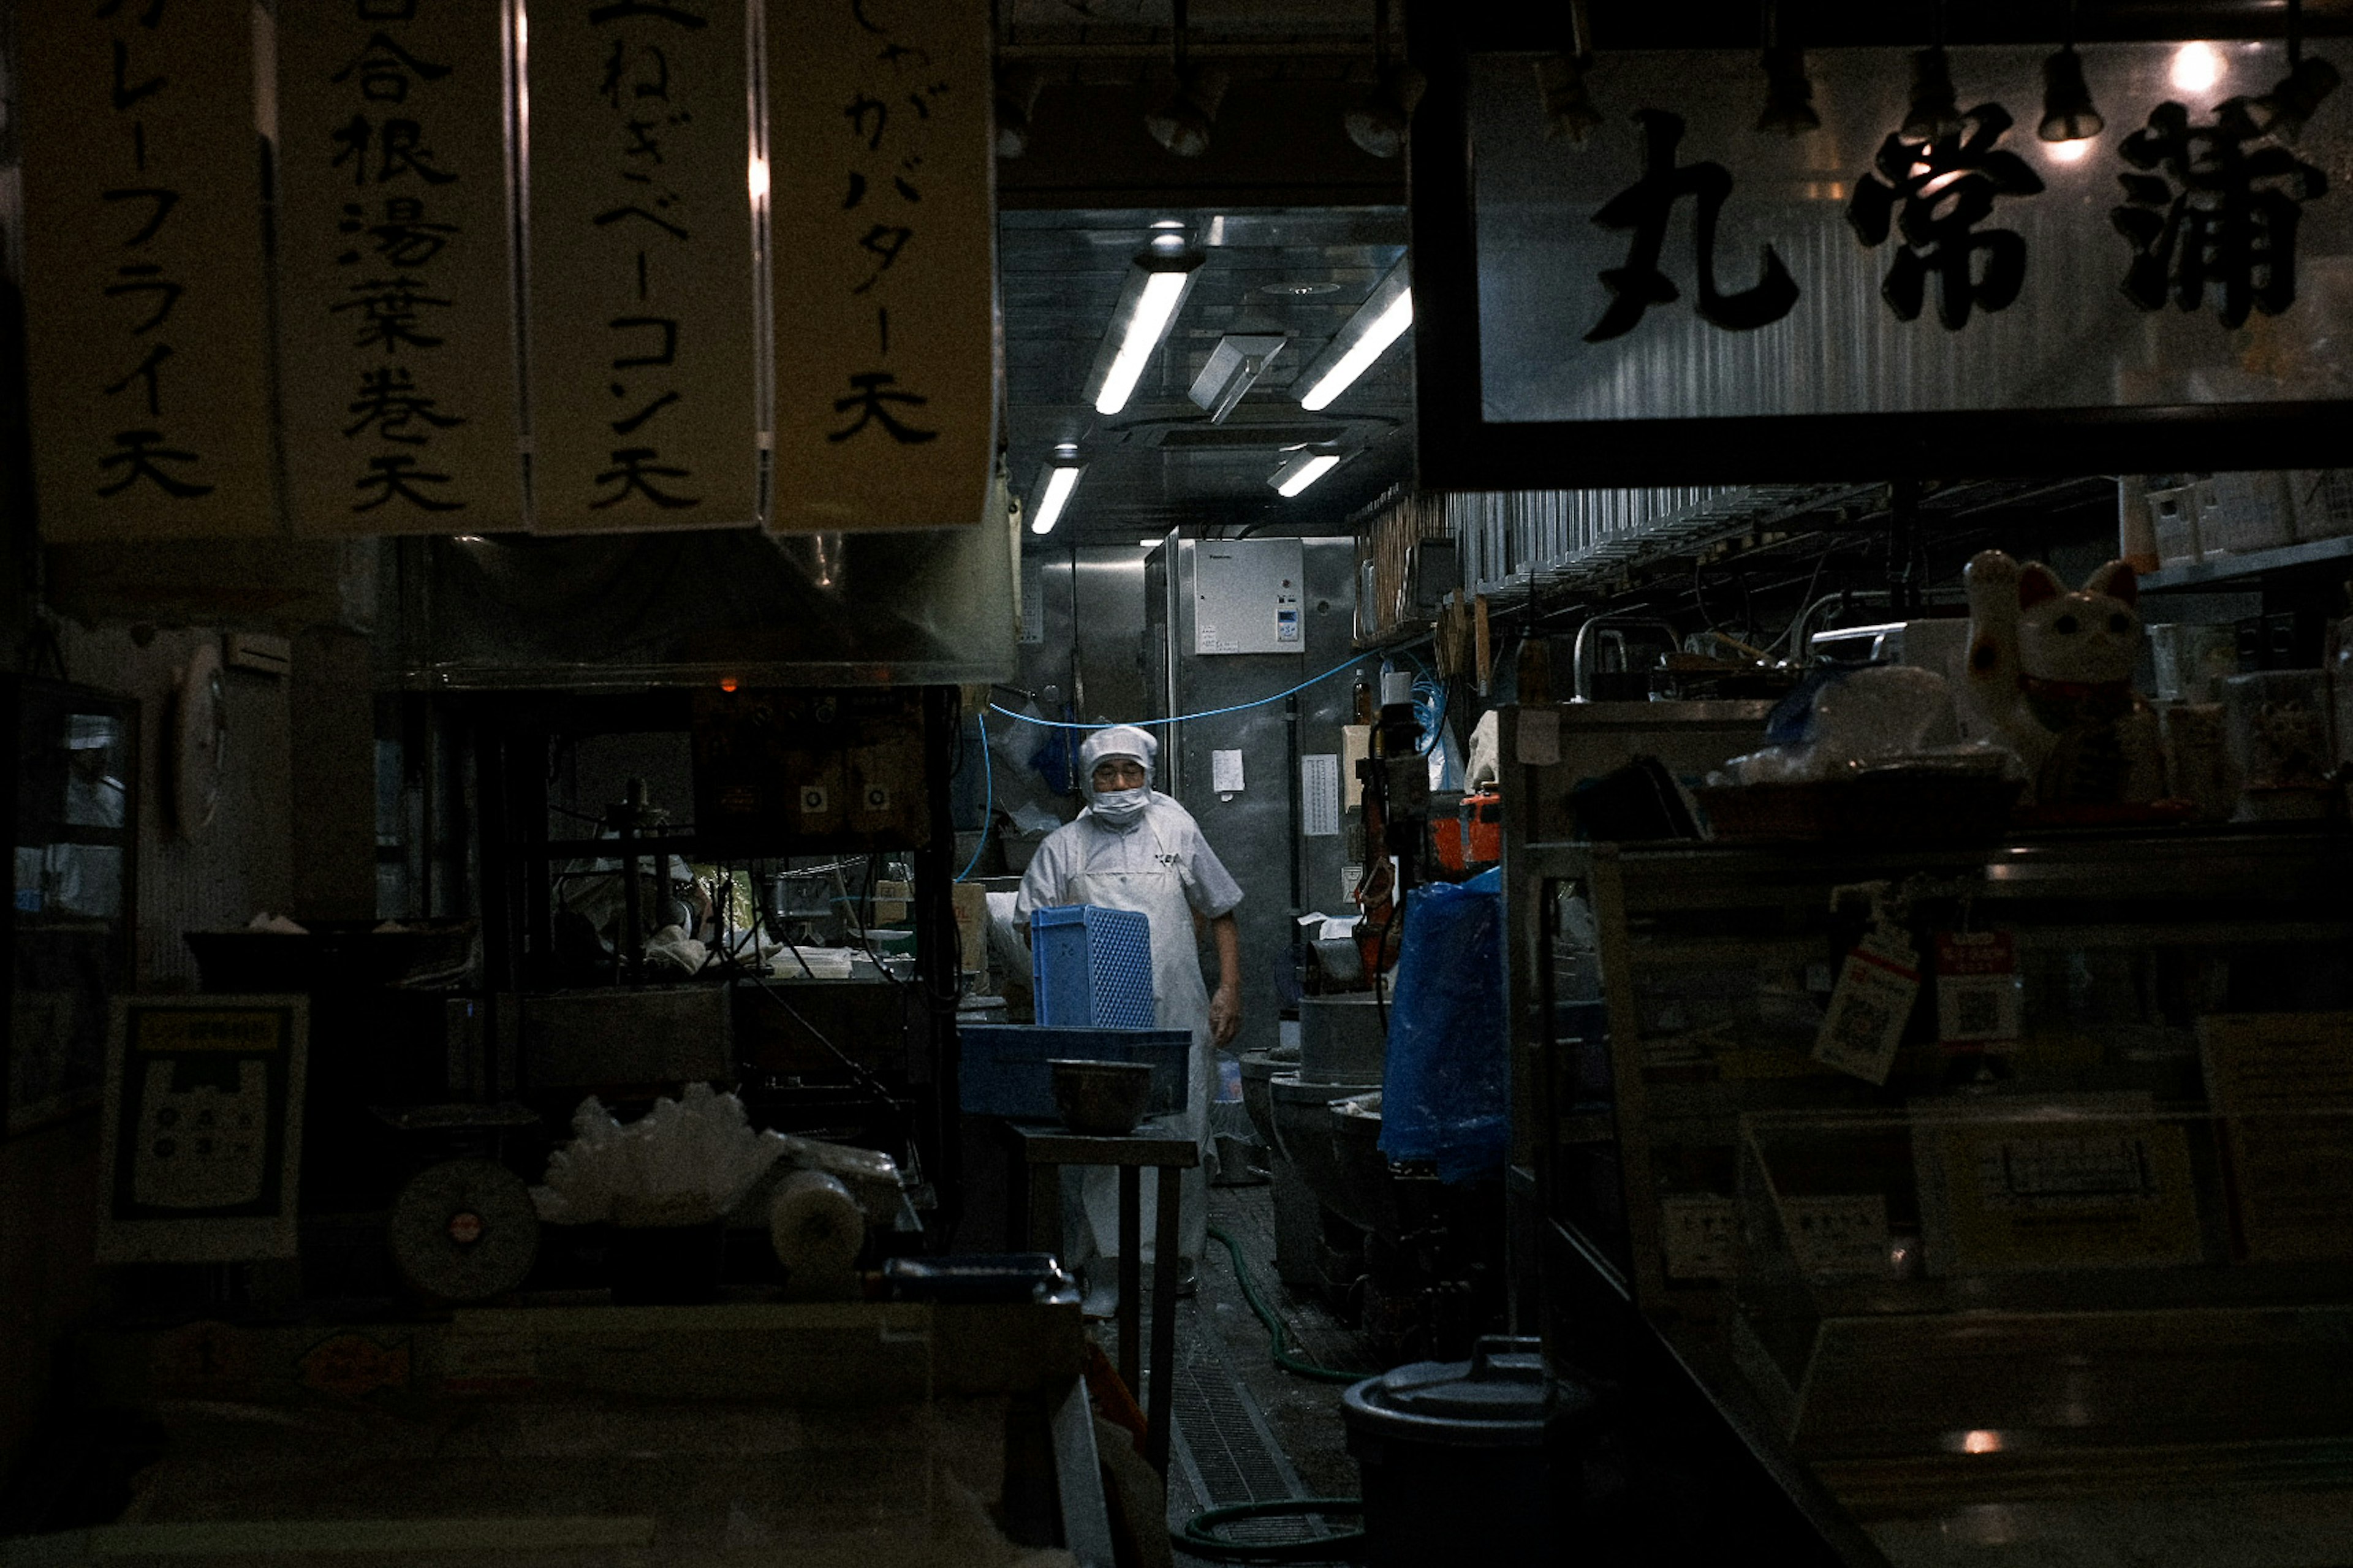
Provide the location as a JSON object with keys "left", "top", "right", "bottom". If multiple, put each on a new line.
{"left": 1169, "top": 1303, "right": 1353, "bottom": 1551}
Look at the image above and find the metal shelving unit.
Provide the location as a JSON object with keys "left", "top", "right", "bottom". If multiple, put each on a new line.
{"left": 2141, "top": 532, "right": 2353, "bottom": 591}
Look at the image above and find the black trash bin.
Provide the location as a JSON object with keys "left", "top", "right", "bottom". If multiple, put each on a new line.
{"left": 1342, "top": 1335, "right": 1596, "bottom": 1566}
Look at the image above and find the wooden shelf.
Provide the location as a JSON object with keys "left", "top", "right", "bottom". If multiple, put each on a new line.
{"left": 2141, "top": 533, "right": 2353, "bottom": 590}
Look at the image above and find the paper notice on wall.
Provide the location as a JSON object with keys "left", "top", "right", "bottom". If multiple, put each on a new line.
{"left": 1211, "top": 749, "right": 1246, "bottom": 793}
{"left": 1301, "top": 754, "right": 1341, "bottom": 836}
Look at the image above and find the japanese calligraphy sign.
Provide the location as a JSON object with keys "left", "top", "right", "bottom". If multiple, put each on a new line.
{"left": 17, "top": 2, "right": 279, "bottom": 539}
{"left": 525, "top": 0, "right": 760, "bottom": 532}
{"left": 1420, "top": 38, "right": 2353, "bottom": 483}
{"left": 277, "top": 0, "right": 528, "bottom": 537}
{"left": 768, "top": 0, "right": 996, "bottom": 531}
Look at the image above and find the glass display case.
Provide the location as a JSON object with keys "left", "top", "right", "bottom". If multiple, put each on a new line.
{"left": 7, "top": 678, "right": 139, "bottom": 1136}
{"left": 1497, "top": 703, "right": 2353, "bottom": 1565}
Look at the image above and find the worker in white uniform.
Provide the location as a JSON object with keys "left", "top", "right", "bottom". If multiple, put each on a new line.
{"left": 1016, "top": 724, "right": 1242, "bottom": 1309}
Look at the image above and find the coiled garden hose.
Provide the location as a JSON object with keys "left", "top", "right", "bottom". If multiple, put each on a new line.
{"left": 1205, "top": 1224, "right": 1374, "bottom": 1385}
{"left": 1175, "top": 1228, "right": 1373, "bottom": 1559}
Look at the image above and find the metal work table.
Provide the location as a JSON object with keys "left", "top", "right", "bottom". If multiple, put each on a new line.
{"left": 1005, "top": 1119, "right": 1199, "bottom": 1476}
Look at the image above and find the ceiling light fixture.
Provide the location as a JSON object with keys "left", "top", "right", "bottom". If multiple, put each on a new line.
{"left": 2257, "top": 0, "right": 2340, "bottom": 143}
{"left": 1087, "top": 246, "right": 1205, "bottom": 415}
{"left": 995, "top": 63, "right": 1045, "bottom": 158}
{"left": 2038, "top": 47, "right": 2102, "bottom": 143}
{"left": 2036, "top": 3, "right": 2102, "bottom": 145}
{"left": 1270, "top": 447, "right": 1344, "bottom": 498}
{"left": 1145, "top": 0, "right": 1228, "bottom": 157}
{"left": 1756, "top": 47, "right": 1821, "bottom": 137}
{"left": 1343, "top": 0, "right": 1427, "bottom": 158}
{"left": 1297, "top": 262, "right": 1411, "bottom": 412}
{"left": 1189, "top": 334, "right": 1287, "bottom": 423}
{"left": 1902, "top": 4, "right": 1963, "bottom": 142}
{"left": 1903, "top": 46, "right": 1965, "bottom": 141}
{"left": 1029, "top": 446, "right": 1085, "bottom": 536}
{"left": 1533, "top": 0, "right": 1601, "bottom": 143}
{"left": 1754, "top": 2, "right": 1819, "bottom": 137}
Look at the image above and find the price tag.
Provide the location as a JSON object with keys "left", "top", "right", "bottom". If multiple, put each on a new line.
{"left": 1781, "top": 1194, "right": 1892, "bottom": 1275}
{"left": 1934, "top": 930, "right": 2021, "bottom": 1047}
{"left": 1657, "top": 1194, "right": 1738, "bottom": 1281}
{"left": 1813, "top": 925, "right": 1920, "bottom": 1086}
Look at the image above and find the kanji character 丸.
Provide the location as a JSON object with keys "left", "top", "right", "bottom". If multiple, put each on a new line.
{"left": 1585, "top": 110, "right": 1800, "bottom": 343}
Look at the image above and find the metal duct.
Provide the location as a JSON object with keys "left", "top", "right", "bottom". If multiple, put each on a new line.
{"left": 381, "top": 508, "right": 1019, "bottom": 692}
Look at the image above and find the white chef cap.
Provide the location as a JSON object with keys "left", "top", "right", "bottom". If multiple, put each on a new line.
{"left": 1077, "top": 724, "right": 1158, "bottom": 776}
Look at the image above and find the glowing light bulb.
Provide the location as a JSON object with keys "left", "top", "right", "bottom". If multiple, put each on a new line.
{"left": 2047, "top": 138, "right": 2092, "bottom": 164}
{"left": 2171, "top": 42, "right": 2224, "bottom": 94}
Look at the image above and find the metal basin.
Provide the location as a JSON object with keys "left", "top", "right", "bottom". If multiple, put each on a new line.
{"left": 1050, "top": 1058, "right": 1153, "bottom": 1136}
{"left": 1270, "top": 1070, "right": 1379, "bottom": 1232}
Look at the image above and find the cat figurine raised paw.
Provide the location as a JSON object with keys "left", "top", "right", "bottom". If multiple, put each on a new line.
{"left": 1963, "top": 550, "right": 2165, "bottom": 807}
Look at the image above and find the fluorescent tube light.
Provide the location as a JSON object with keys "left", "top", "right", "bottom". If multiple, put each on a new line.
{"left": 1096, "top": 270, "right": 1191, "bottom": 415}
{"left": 1297, "top": 262, "right": 1412, "bottom": 412}
{"left": 1029, "top": 458, "right": 1083, "bottom": 535}
{"left": 1082, "top": 241, "right": 1205, "bottom": 419}
{"left": 1270, "top": 450, "right": 1343, "bottom": 497}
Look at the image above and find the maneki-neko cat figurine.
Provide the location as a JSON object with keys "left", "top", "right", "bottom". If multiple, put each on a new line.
{"left": 1963, "top": 550, "right": 2166, "bottom": 806}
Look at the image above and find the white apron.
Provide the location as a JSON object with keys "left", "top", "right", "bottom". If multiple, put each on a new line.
{"left": 1060, "top": 815, "right": 1213, "bottom": 1269}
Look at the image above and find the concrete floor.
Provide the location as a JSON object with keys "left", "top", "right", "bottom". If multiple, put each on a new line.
{"left": 1091, "top": 1180, "right": 1376, "bottom": 1567}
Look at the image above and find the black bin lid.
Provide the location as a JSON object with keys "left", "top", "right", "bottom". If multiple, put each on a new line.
{"left": 1343, "top": 1336, "right": 1596, "bottom": 1449}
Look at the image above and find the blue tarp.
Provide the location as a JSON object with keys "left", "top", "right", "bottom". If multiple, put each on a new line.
{"left": 1379, "top": 867, "right": 1507, "bottom": 1183}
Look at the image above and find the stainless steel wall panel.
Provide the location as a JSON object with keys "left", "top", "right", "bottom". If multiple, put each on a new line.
{"left": 1162, "top": 538, "right": 1365, "bottom": 1058}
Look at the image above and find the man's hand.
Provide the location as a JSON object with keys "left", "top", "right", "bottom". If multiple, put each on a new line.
{"left": 1209, "top": 983, "right": 1241, "bottom": 1048}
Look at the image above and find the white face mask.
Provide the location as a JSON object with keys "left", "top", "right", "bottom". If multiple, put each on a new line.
{"left": 1090, "top": 787, "right": 1150, "bottom": 827}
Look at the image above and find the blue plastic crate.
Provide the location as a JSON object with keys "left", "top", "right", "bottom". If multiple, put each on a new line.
{"left": 958, "top": 1025, "right": 1192, "bottom": 1120}
{"left": 1030, "top": 904, "right": 1156, "bottom": 1029}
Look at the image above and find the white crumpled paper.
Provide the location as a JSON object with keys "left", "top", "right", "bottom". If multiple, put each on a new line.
{"left": 533, "top": 1083, "right": 788, "bottom": 1225}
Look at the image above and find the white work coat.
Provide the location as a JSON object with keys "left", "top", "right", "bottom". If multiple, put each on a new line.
{"left": 1017, "top": 793, "right": 1241, "bottom": 1268}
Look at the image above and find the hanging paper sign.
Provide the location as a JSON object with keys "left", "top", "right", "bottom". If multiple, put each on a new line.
{"left": 17, "top": 3, "right": 279, "bottom": 539}
{"left": 525, "top": 0, "right": 760, "bottom": 532}
{"left": 276, "top": 0, "right": 528, "bottom": 537}
{"left": 768, "top": 0, "right": 996, "bottom": 531}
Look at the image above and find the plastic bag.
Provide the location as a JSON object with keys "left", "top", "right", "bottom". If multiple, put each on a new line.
{"left": 1379, "top": 867, "right": 1507, "bottom": 1183}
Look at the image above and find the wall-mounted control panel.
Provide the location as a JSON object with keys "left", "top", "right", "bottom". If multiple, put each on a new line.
{"left": 1194, "top": 539, "right": 1307, "bottom": 656}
